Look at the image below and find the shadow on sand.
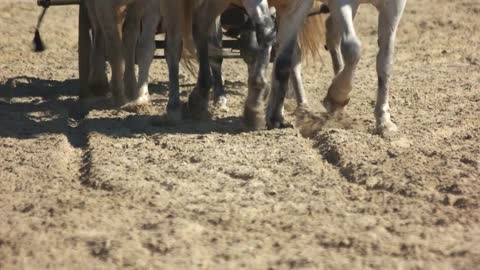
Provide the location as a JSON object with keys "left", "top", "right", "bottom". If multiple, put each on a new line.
{"left": 0, "top": 76, "right": 250, "bottom": 145}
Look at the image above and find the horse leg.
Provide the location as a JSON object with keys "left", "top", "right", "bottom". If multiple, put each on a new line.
{"left": 322, "top": 0, "right": 360, "bottom": 116}
{"left": 244, "top": 43, "right": 271, "bottom": 129}
{"left": 164, "top": 23, "right": 183, "bottom": 121}
{"left": 95, "top": 4, "right": 128, "bottom": 106}
{"left": 374, "top": 0, "right": 406, "bottom": 135}
{"left": 290, "top": 40, "right": 308, "bottom": 108}
{"left": 325, "top": 15, "right": 343, "bottom": 75}
{"left": 266, "top": 0, "right": 313, "bottom": 129}
{"left": 209, "top": 17, "right": 227, "bottom": 108}
{"left": 133, "top": 4, "right": 160, "bottom": 106}
{"left": 242, "top": 0, "right": 276, "bottom": 47}
{"left": 123, "top": 3, "right": 144, "bottom": 101}
{"left": 242, "top": 1, "right": 279, "bottom": 128}
{"left": 188, "top": 2, "right": 226, "bottom": 119}
{"left": 78, "top": 2, "right": 96, "bottom": 99}
{"left": 83, "top": 2, "right": 109, "bottom": 98}
{"left": 88, "top": 27, "right": 109, "bottom": 97}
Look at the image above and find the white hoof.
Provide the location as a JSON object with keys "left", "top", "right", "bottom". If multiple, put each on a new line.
{"left": 377, "top": 120, "right": 398, "bottom": 136}
{"left": 215, "top": 96, "right": 228, "bottom": 111}
{"left": 133, "top": 93, "right": 150, "bottom": 105}
{"left": 121, "top": 94, "right": 151, "bottom": 112}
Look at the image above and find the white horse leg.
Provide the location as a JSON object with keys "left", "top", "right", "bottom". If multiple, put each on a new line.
{"left": 323, "top": 0, "right": 360, "bottom": 116}
{"left": 266, "top": 0, "right": 313, "bottom": 129}
{"left": 132, "top": 2, "right": 160, "bottom": 105}
{"left": 242, "top": 0, "right": 275, "bottom": 47}
{"left": 374, "top": 0, "right": 406, "bottom": 135}
{"left": 290, "top": 40, "right": 308, "bottom": 108}
{"left": 244, "top": 42, "right": 271, "bottom": 129}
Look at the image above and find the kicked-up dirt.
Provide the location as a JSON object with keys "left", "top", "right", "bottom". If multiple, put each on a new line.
{"left": 0, "top": 0, "right": 479, "bottom": 269}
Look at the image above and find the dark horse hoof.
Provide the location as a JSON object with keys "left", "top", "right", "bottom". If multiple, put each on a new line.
{"left": 187, "top": 88, "right": 211, "bottom": 120}
{"left": 88, "top": 79, "right": 110, "bottom": 97}
{"left": 244, "top": 105, "right": 265, "bottom": 130}
{"left": 266, "top": 116, "right": 293, "bottom": 130}
{"left": 167, "top": 107, "right": 183, "bottom": 123}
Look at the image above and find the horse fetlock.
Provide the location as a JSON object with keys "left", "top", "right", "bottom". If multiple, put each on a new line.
{"left": 297, "top": 102, "right": 310, "bottom": 112}
{"left": 266, "top": 113, "right": 291, "bottom": 130}
{"left": 249, "top": 75, "right": 267, "bottom": 90}
{"left": 266, "top": 103, "right": 290, "bottom": 130}
{"left": 167, "top": 96, "right": 181, "bottom": 111}
{"left": 137, "top": 83, "right": 150, "bottom": 98}
{"left": 198, "top": 72, "right": 213, "bottom": 92}
{"left": 375, "top": 107, "right": 398, "bottom": 135}
{"left": 132, "top": 92, "right": 150, "bottom": 106}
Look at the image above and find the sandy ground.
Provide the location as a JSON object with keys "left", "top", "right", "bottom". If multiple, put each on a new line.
{"left": 0, "top": 0, "right": 479, "bottom": 269}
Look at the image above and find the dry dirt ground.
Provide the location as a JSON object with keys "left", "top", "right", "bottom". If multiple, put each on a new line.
{"left": 0, "top": 0, "right": 479, "bottom": 269}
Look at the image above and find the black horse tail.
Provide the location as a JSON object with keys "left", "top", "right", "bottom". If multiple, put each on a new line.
{"left": 33, "top": 7, "right": 48, "bottom": 52}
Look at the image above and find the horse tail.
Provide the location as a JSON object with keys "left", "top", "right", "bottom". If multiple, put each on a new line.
{"left": 298, "top": 2, "right": 328, "bottom": 63}
{"left": 181, "top": 0, "right": 196, "bottom": 58}
{"left": 180, "top": 0, "right": 198, "bottom": 75}
{"left": 32, "top": 7, "right": 48, "bottom": 52}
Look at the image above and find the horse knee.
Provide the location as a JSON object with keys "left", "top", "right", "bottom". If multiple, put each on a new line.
{"left": 256, "top": 18, "right": 276, "bottom": 47}
{"left": 341, "top": 36, "right": 361, "bottom": 66}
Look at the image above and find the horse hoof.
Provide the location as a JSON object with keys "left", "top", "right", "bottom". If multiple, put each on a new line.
{"left": 88, "top": 81, "right": 110, "bottom": 97}
{"left": 121, "top": 97, "right": 151, "bottom": 113}
{"left": 266, "top": 116, "right": 292, "bottom": 130}
{"left": 322, "top": 95, "right": 349, "bottom": 117}
{"left": 167, "top": 107, "right": 183, "bottom": 123}
{"left": 244, "top": 105, "right": 265, "bottom": 130}
{"left": 214, "top": 95, "right": 228, "bottom": 110}
{"left": 113, "top": 95, "right": 128, "bottom": 107}
{"left": 133, "top": 94, "right": 150, "bottom": 106}
{"left": 376, "top": 121, "right": 398, "bottom": 137}
{"left": 188, "top": 90, "right": 210, "bottom": 120}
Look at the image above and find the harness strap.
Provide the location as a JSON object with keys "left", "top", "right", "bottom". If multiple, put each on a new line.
{"left": 308, "top": 5, "right": 330, "bottom": 17}
{"left": 221, "top": 4, "right": 254, "bottom": 38}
